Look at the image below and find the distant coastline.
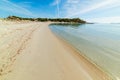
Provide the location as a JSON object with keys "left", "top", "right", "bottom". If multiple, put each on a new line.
{"left": 5, "top": 16, "right": 87, "bottom": 24}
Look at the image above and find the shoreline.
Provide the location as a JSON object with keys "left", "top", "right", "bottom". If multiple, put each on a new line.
{"left": 52, "top": 31, "right": 113, "bottom": 79}
{"left": 0, "top": 21, "right": 112, "bottom": 80}
{"left": 50, "top": 27, "right": 113, "bottom": 80}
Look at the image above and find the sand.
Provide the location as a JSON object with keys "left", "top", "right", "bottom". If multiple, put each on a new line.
{"left": 0, "top": 21, "right": 112, "bottom": 80}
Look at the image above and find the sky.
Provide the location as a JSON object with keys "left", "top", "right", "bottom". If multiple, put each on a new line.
{"left": 0, "top": 0, "right": 120, "bottom": 23}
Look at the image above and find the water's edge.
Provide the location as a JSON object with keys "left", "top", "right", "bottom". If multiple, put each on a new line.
{"left": 49, "top": 26, "right": 114, "bottom": 80}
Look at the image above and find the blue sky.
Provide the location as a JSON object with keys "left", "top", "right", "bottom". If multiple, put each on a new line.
{"left": 0, "top": 0, "right": 120, "bottom": 23}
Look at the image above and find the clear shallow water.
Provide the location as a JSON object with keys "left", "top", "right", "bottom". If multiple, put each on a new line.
{"left": 49, "top": 23, "right": 120, "bottom": 80}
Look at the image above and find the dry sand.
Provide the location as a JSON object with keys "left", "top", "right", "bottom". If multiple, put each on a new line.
{"left": 0, "top": 21, "right": 112, "bottom": 80}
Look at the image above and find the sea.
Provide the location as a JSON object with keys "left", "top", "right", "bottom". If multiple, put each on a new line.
{"left": 49, "top": 23, "right": 120, "bottom": 80}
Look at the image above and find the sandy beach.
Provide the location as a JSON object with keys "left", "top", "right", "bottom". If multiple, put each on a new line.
{"left": 0, "top": 20, "right": 111, "bottom": 80}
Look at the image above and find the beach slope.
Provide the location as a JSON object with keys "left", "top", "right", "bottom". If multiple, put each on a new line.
{"left": 0, "top": 21, "right": 111, "bottom": 80}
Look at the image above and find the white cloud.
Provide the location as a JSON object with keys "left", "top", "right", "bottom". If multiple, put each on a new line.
{"left": 87, "top": 16, "right": 120, "bottom": 23}
{"left": 50, "top": 0, "right": 61, "bottom": 17}
{"left": 63, "top": 0, "right": 81, "bottom": 17}
{"left": 63, "top": 0, "right": 120, "bottom": 17}
{"left": 18, "top": 1, "right": 33, "bottom": 8}
{"left": 0, "top": 0, "right": 33, "bottom": 16}
{"left": 50, "top": 0, "right": 60, "bottom": 6}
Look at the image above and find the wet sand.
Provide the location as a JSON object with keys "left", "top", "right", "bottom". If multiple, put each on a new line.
{"left": 0, "top": 21, "right": 111, "bottom": 80}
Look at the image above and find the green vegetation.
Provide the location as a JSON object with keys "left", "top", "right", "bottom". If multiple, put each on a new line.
{"left": 6, "top": 16, "right": 86, "bottom": 23}
{"left": 50, "top": 23, "right": 83, "bottom": 29}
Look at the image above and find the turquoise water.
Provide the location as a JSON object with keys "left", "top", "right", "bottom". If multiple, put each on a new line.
{"left": 49, "top": 23, "right": 120, "bottom": 80}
